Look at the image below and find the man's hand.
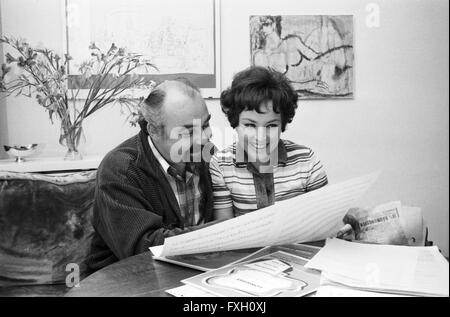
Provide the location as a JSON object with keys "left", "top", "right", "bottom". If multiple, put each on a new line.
{"left": 336, "top": 208, "right": 364, "bottom": 240}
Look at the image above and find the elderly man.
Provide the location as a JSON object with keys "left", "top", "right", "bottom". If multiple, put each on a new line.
{"left": 87, "top": 79, "right": 215, "bottom": 269}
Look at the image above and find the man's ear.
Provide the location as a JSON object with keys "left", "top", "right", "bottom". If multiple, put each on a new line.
{"left": 147, "top": 124, "right": 158, "bottom": 140}
{"left": 148, "top": 122, "right": 165, "bottom": 141}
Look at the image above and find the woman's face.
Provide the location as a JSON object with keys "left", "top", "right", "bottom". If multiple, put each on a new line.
{"left": 261, "top": 20, "right": 276, "bottom": 36}
{"left": 236, "top": 100, "right": 282, "bottom": 166}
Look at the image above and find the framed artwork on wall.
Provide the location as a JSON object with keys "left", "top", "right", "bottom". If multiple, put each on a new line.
{"left": 65, "top": 0, "right": 221, "bottom": 99}
{"left": 250, "top": 15, "right": 354, "bottom": 99}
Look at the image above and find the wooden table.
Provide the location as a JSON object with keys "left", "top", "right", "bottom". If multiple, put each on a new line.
{"left": 65, "top": 241, "right": 325, "bottom": 297}
{"left": 7, "top": 241, "right": 443, "bottom": 297}
{"left": 65, "top": 252, "right": 199, "bottom": 297}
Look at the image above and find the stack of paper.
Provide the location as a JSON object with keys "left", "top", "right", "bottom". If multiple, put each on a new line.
{"left": 306, "top": 238, "right": 449, "bottom": 297}
{"left": 315, "top": 284, "right": 411, "bottom": 297}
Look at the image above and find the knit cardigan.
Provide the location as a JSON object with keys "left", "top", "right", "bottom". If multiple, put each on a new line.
{"left": 86, "top": 129, "right": 214, "bottom": 270}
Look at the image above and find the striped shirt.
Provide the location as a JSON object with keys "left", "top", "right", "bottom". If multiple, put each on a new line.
{"left": 148, "top": 136, "right": 204, "bottom": 225}
{"left": 210, "top": 139, "right": 328, "bottom": 217}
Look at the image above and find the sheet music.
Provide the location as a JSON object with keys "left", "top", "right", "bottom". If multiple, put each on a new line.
{"left": 159, "top": 172, "right": 379, "bottom": 257}
{"left": 162, "top": 206, "right": 277, "bottom": 256}
{"left": 270, "top": 173, "right": 378, "bottom": 245}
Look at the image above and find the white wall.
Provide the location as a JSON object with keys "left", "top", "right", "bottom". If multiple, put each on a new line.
{"left": 1, "top": 0, "right": 448, "bottom": 256}
{"left": 0, "top": 2, "right": 6, "bottom": 153}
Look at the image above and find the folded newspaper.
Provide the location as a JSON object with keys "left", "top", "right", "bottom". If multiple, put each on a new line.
{"left": 341, "top": 201, "right": 426, "bottom": 246}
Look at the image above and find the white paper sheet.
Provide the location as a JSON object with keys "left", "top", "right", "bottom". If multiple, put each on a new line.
{"left": 159, "top": 172, "right": 379, "bottom": 257}
{"left": 399, "top": 206, "right": 426, "bottom": 246}
{"left": 149, "top": 245, "right": 164, "bottom": 257}
{"left": 305, "top": 238, "right": 449, "bottom": 296}
{"left": 315, "top": 284, "right": 410, "bottom": 297}
{"left": 165, "top": 285, "right": 216, "bottom": 297}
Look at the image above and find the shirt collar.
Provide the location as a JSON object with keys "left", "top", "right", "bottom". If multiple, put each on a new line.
{"left": 148, "top": 135, "right": 171, "bottom": 174}
{"left": 234, "top": 140, "right": 288, "bottom": 168}
{"left": 148, "top": 136, "right": 200, "bottom": 180}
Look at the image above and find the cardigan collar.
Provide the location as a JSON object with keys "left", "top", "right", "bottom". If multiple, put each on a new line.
{"left": 135, "top": 128, "right": 214, "bottom": 224}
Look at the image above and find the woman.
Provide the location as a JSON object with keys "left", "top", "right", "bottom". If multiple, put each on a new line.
{"left": 210, "top": 66, "right": 328, "bottom": 220}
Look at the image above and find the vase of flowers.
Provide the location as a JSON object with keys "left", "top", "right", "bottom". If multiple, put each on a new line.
{"left": 60, "top": 120, "right": 84, "bottom": 160}
{"left": 0, "top": 37, "right": 156, "bottom": 160}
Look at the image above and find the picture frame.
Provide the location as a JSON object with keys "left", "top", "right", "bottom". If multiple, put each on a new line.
{"left": 250, "top": 15, "right": 354, "bottom": 99}
{"left": 64, "top": 0, "right": 221, "bottom": 99}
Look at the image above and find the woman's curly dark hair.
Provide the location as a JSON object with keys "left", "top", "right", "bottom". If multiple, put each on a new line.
{"left": 220, "top": 66, "right": 298, "bottom": 132}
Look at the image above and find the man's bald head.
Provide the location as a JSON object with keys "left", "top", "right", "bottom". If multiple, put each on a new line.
{"left": 158, "top": 78, "right": 201, "bottom": 99}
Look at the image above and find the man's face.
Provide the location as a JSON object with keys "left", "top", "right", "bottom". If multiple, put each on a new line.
{"left": 156, "top": 90, "right": 212, "bottom": 164}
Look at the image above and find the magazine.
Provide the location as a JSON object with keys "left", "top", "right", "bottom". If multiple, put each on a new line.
{"left": 151, "top": 243, "right": 321, "bottom": 272}
{"left": 149, "top": 246, "right": 263, "bottom": 271}
{"left": 233, "top": 243, "right": 322, "bottom": 263}
{"left": 181, "top": 248, "right": 321, "bottom": 297}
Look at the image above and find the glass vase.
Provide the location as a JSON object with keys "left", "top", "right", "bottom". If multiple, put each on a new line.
{"left": 60, "top": 122, "right": 85, "bottom": 161}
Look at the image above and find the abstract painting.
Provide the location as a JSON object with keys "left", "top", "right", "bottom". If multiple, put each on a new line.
{"left": 250, "top": 15, "right": 354, "bottom": 99}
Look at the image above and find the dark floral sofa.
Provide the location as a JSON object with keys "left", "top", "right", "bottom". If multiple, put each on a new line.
{"left": 0, "top": 170, "right": 96, "bottom": 296}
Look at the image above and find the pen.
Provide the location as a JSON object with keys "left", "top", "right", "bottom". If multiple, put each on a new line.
{"left": 336, "top": 224, "right": 353, "bottom": 238}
